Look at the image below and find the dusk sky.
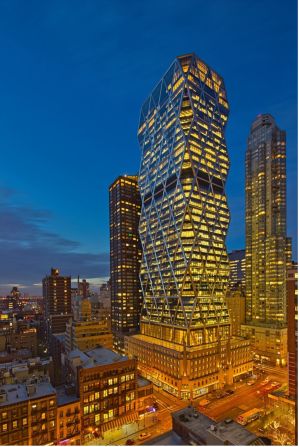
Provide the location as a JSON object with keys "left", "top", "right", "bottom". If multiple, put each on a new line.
{"left": 0, "top": 0, "right": 297, "bottom": 294}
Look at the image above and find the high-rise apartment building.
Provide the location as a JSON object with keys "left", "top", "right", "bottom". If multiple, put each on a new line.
{"left": 228, "top": 249, "right": 245, "bottom": 291}
{"left": 109, "top": 175, "right": 142, "bottom": 353}
{"left": 126, "top": 53, "right": 252, "bottom": 399}
{"left": 287, "top": 261, "right": 298, "bottom": 399}
{"left": 241, "top": 114, "right": 291, "bottom": 365}
{"left": 43, "top": 268, "right": 72, "bottom": 336}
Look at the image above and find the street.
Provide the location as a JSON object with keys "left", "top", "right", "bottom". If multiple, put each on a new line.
{"left": 137, "top": 364, "right": 289, "bottom": 445}
{"left": 86, "top": 364, "right": 290, "bottom": 445}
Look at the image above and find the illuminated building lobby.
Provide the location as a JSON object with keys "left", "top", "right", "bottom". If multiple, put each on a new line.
{"left": 126, "top": 53, "right": 252, "bottom": 400}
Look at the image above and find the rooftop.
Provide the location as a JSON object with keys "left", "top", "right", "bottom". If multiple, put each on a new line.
{"left": 68, "top": 347, "right": 128, "bottom": 369}
{"left": 251, "top": 114, "right": 276, "bottom": 132}
{"left": 143, "top": 430, "right": 184, "bottom": 445}
{"left": 56, "top": 385, "right": 79, "bottom": 406}
{"left": 52, "top": 333, "right": 66, "bottom": 343}
{"left": 172, "top": 407, "right": 264, "bottom": 445}
{"left": 137, "top": 376, "right": 152, "bottom": 388}
{"left": 0, "top": 356, "right": 51, "bottom": 373}
{"left": 0, "top": 348, "right": 31, "bottom": 359}
{"left": 0, "top": 380, "right": 56, "bottom": 407}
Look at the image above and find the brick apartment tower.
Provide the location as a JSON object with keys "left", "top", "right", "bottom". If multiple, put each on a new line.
{"left": 43, "top": 268, "right": 72, "bottom": 337}
{"left": 109, "top": 175, "right": 142, "bottom": 353}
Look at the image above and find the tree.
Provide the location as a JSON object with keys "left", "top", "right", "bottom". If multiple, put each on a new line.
{"left": 273, "top": 430, "right": 291, "bottom": 445}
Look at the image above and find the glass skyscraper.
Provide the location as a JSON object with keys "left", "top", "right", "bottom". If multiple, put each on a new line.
{"left": 126, "top": 54, "right": 252, "bottom": 399}
{"left": 241, "top": 114, "right": 291, "bottom": 365}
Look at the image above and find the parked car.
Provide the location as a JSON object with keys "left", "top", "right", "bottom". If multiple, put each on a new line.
{"left": 215, "top": 392, "right": 227, "bottom": 399}
{"left": 247, "top": 380, "right": 255, "bottom": 386}
{"left": 139, "top": 433, "right": 151, "bottom": 440}
{"left": 126, "top": 440, "right": 135, "bottom": 445}
{"left": 224, "top": 418, "right": 233, "bottom": 424}
{"left": 199, "top": 398, "right": 210, "bottom": 406}
{"left": 251, "top": 414, "right": 259, "bottom": 422}
{"left": 226, "top": 389, "right": 234, "bottom": 395}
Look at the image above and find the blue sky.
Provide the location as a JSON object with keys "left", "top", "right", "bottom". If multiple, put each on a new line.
{"left": 0, "top": 0, "right": 297, "bottom": 293}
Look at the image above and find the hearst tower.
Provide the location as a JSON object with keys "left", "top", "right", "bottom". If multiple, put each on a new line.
{"left": 126, "top": 53, "right": 252, "bottom": 399}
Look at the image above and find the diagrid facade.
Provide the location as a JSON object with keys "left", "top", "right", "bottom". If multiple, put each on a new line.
{"left": 126, "top": 53, "right": 252, "bottom": 399}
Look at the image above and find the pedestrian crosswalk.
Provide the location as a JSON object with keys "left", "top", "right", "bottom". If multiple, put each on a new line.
{"left": 158, "top": 405, "right": 174, "bottom": 414}
{"left": 154, "top": 398, "right": 169, "bottom": 411}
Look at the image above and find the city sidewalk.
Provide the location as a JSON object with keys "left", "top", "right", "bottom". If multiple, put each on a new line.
{"left": 86, "top": 413, "right": 157, "bottom": 446}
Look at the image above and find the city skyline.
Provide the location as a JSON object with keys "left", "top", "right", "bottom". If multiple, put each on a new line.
{"left": 0, "top": 3, "right": 296, "bottom": 444}
{"left": 0, "top": 0, "right": 297, "bottom": 294}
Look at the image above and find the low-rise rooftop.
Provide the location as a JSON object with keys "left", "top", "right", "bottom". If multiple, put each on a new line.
{"left": 56, "top": 385, "right": 79, "bottom": 406}
{"left": 52, "top": 333, "right": 66, "bottom": 343}
{"left": 68, "top": 347, "right": 128, "bottom": 368}
{"left": 137, "top": 376, "right": 152, "bottom": 388}
{"left": 0, "top": 380, "right": 56, "bottom": 407}
{"left": 144, "top": 430, "right": 184, "bottom": 445}
{"left": 172, "top": 407, "right": 264, "bottom": 445}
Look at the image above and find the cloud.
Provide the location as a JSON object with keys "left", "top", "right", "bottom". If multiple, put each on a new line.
{"left": 0, "top": 187, "right": 109, "bottom": 294}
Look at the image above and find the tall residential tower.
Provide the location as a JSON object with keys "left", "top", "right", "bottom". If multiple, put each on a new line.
{"left": 126, "top": 54, "right": 252, "bottom": 399}
{"left": 241, "top": 114, "right": 291, "bottom": 365}
{"left": 43, "top": 268, "right": 72, "bottom": 337}
{"left": 109, "top": 175, "right": 142, "bottom": 353}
